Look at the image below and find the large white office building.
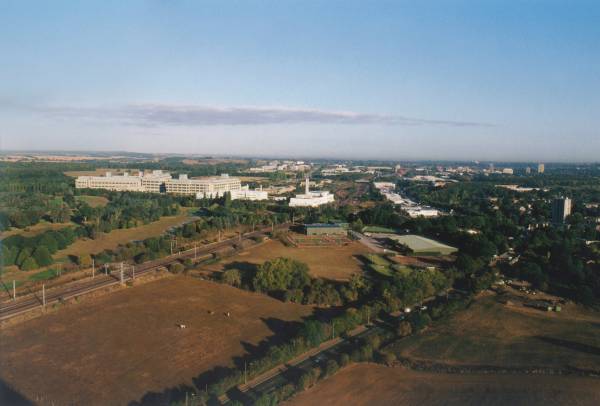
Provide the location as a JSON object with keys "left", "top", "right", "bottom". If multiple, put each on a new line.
{"left": 167, "top": 174, "right": 241, "bottom": 197}
{"left": 75, "top": 171, "right": 152, "bottom": 192}
{"left": 76, "top": 170, "right": 242, "bottom": 197}
{"left": 289, "top": 176, "right": 335, "bottom": 207}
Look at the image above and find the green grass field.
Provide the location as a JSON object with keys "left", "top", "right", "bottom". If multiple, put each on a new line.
{"left": 29, "top": 269, "right": 59, "bottom": 282}
{"left": 364, "top": 254, "right": 394, "bottom": 276}
{"left": 362, "top": 226, "right": 396, "bottom": 233}
{"left": 0, "top": 221, "right": 76, "bottom": 240}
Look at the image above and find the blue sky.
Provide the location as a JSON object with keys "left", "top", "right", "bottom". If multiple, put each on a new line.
{"left": 1, "top": 0, "right": 599, "bottom": 161}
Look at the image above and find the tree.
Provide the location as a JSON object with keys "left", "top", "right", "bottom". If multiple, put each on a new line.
{"left": 33, "top": 246, "right": 53, "bottom": 267}
{"left": 15, "top": 248, "right": 32, "bottom": 267}
{"left": 299, "top": 320, "right": 327, "bottom": 347}
{"left": 221, "top": 269, "right": 242, "bottom": 287}
{"left": 38, "top": 233, "right": 59, "bottom": 253}
{"left": 351, "top": 219, "right": 364, "bottom": 232}
{"left": 20, "top": 257, "right": 38, "bottom": 271}
{"left": 1, "top": 245, "right": 17, "bottom": 266}
{"left": 520, "top": 262, "right": 548, "bottom": 290}
{"left": 252, "top": 257, "right": 310, "bottom": 293}
{"left": 182, "top": 223, "right": 197, "bottom": 238}
{"left": 223, "top": 191, "right": 232, "bottom": 208}
{"left": 577, "top": 286, "right": 594, "bottom": 306}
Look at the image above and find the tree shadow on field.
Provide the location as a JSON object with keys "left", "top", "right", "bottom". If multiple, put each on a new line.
{"left": 354, "top": 254, "right": 375, "bottom": 274}
{"left": 235, "top": 317, "right": 305, "bottom": 366}
{"left": 129, "top": 316, "right": 311, "bottom": 405}
{"left": 0, "top": 379, "right": 33, "bottom": 406}
{"left": 223, "top": 261, "right": 259, "bottom": 273}
{"left": 129, "top": 383, "right": 197, "bottom": 406}
{"left": 534, "top": 335, "right": 600, "bottom": 357}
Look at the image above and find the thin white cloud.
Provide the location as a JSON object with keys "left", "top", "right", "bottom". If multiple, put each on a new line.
{"left": 3, "top": 101, "right": 493, "bottom": 127}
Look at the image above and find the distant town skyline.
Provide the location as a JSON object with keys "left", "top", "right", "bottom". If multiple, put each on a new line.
{"left": 1, "top": 1, "right": 599, "bottom": 161}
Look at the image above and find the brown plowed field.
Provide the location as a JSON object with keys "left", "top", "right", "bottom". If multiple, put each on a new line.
{"left": 0, "top": 276, "right": 313, "bottom": 405}
{"left": 203, "top": 239, "right": 369, "bottom": 281}
{"left": 287, "top": 363, "right": 600, "bottom": 406}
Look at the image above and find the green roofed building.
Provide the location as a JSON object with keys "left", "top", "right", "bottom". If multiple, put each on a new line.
{"left": 368, "top": 233, "right": 458, "bottom": 256}
{"left": 304, "top": 223, "right": 347, "bottom": 236}
{"left": 392, "top": 235, "right": 457, "bottom": 255}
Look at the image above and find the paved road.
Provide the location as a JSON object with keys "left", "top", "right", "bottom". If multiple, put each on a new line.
{"left": 349, "top": 230, "right": 386, "bottom": 253}
{"left": 0, "top": 224, "right": 291, "bottom": 321}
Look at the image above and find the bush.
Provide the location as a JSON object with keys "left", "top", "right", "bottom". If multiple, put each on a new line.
{"left": 254, "top": 393, "right": 277, "bottom": 406}
{"left": 273, "top": 383, "right": 295, "bottom": 403}
{"left": 410, "top": 313, "right": 432, "bottom": 331}
{"left": 396, "top": 320, "right": 413, "bottom": 337}
{"left": 221, "top": 269, "right": 242, "bottom": 287}
{"left": 283, "top": 289, "right": 304, "bottom": 303}
{"left": 382, "top": 351, "right": 396, "bottom": 365}
{"left": 365, "top": 334, "right": 382, "bottom": 350}
{"left": 77, "top": 254, "right": 92, "bottom": 268}
{"left": 324, "top": 359, "right": 339, "bottom": 377}
{"left": 339, "top": 353, "right": 351, "bottom": 367}
{"left": 296, "top": 367, "right": 322, "bottom": 391}
{"left": 169, "top": 262, "right": 185, "bottom": 274}
{"left": 358, "top": 344, "right": 374, "bottom": 361}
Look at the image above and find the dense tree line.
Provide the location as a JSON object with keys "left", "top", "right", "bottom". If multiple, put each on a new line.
{"left": 73, "top": 192, "right": 182, "bottom": 238}
{"left": 0, "top": 159, "right": 251, "bottom": 230}
{"left": 1, "top": 227, "right": 79, "bottom": 270}
{"left": 394, "top": 179, "right": 600, "bottom": 305}
{"left": 90, "top": 204, "right": 290, "bottom": 266}
{"left": 0, "top": 163, "right": 79, "bottom": 229}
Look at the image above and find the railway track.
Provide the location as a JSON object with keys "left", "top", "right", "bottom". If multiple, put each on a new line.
{"left": 0, "top": 224, "right": 290, "bottom": 321}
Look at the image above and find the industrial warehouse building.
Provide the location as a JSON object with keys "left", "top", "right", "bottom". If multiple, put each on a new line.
{"left": 366, "top": 233, "right": 458, "bottom": 256}
{"left": 390, "top": 235, "right": 457, "bottom": 255}
{"left": 304, "top": 223, "right": 347, "bottom": 236}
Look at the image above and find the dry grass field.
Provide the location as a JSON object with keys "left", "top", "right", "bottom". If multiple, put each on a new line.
{"left": 0, "top": 221, "right": 74, "bottom": 240}
{"left": 386, "top": 292, "right": 600, "bottom": 371}
{"left": 54, "top": 211, "right": 197, "bottom": 259}
{"left": 0, "top": 276, "right": 313, "bottom": 405}
{"left": 203, "top": 239, "right": 370, "bottom": 281}
{"left": 74, "top": 195, "right": 109, "bottom": 207}
{"left": 287, "top": 363, "right": 600, "bottom": 406}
